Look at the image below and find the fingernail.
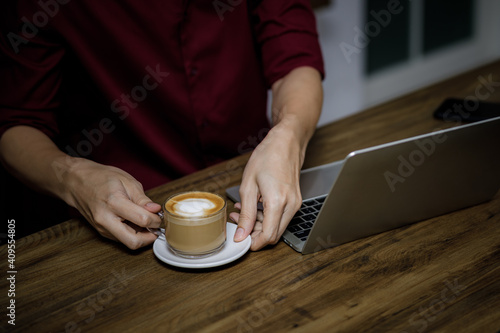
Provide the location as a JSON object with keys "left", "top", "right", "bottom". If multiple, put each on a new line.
{"left": 146, "top": 202, "right": 157, "bottom": 208}
{"left": 234, "top": 227, "right": 245, "bottom": 241}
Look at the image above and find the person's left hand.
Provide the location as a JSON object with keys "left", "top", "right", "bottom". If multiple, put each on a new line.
{"left": 229, "top": 124, "right": 303, "bottom": 251}
{"left": 230, "top": 66, "right": 323, "bottom": 251}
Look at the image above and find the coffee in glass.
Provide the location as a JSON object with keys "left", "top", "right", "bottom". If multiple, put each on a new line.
{"left": 163, "top": 191, "right": 226, "bottom": 258}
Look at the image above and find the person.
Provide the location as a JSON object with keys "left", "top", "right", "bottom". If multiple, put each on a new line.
{"left": 0, "top": 1, "right": 324, "bottom": 250}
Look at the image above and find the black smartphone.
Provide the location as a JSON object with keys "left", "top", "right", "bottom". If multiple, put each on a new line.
{"left": 433, "top": 98, "right": 500, "bottom": 122}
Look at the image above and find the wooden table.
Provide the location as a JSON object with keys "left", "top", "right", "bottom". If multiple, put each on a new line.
{"left": 2, "top": 60, "right": 500, "bottom": 333}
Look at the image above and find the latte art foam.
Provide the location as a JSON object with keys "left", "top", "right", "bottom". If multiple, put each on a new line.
{"left": 165, "top": 191, "right": 225, "bottom": 219}
{"left": 173, "top": 198, "right": 216, "bottom": 217}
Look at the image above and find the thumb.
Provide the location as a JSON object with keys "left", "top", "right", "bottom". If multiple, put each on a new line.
{"left": 234, "top": 188, "right": 258, "bottom": 242}
{"left": 143, "top": 201, "right": 162, "bottom": 213}
{"left": 128, "top": 186, "right": 162, "bottom": 214}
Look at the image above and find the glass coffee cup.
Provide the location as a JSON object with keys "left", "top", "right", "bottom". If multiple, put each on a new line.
{"left": 157, "top": 191, "right": 227, "bottom": 258}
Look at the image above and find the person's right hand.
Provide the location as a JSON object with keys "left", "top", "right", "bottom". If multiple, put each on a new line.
{"left": 62, "top": 158, "right": 162, "bottom": 249}
{"left": 0, "top": 126, "right": 160, "bottom": 250}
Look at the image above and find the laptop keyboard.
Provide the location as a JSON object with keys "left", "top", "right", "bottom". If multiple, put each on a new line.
{"left": 287, "top": 195, "right": 327, "bottom": 241}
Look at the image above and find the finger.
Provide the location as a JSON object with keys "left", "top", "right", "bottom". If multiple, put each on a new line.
{"left": 234, "top": 184, "right": 259, "bottom": 242}
{"left": 127, "top": 184, "right": 162, "bottom": 212}
{"left": 91, "top": 220, "right": 118, "bottom": 242}
{"left": 256, "top": 210, "right": 264, "bottom": 221}
{"left": 123, "top": 179, "right": 162, "bottom": 212}
{"left": 251, "top": 190, "right": 300, "bottom": 251}
{"left": 230, "top": 213, "right": 265, "bottom": 242}
{"left": 229, "top": 211, "right": 239, "bottom": 224}
{"left": 250, "top": 196, "right": 285, "bottom": 250}
{"left": 78, "top": 205, "right": 119, "bottom": 242}
{"left": 144, "top": 202, "right": 162, "bottom": 213}
{"left": 88, "top": 208, "right": 156, "bottom": 249}
{"left": 107, "top": 194, "right": 161, "bottom": 229}
{"left": 230, "top": 209, "right": 264, "bottom": 224}
{"left": 108, "top": 217, "right": 158, "bottom": 250}
{"left": 128, "top": 186, "right": 163, "bottom": 225}
{"left": 251, "top": 221, "right": 264, "bottom": 234}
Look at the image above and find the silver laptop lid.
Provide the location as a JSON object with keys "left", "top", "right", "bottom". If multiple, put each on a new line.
{"left": 301, "top": 116, "right": 500, "bottom": 254}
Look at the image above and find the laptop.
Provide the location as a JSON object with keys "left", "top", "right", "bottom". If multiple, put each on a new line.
{"left": 226, "top": 116, "right": 500, "bottom": 254}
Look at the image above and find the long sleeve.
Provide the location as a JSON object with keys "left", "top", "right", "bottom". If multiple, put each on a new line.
{"left": 249, "top": 0, "right": 325, "bottom": 87}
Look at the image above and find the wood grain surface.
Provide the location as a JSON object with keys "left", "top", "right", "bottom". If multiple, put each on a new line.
{"left": 1, "top": 60, "right": 500, "bottom": 333}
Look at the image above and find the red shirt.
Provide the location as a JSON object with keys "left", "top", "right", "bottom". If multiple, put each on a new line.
{"left": 0, "top": 1, "right": 324, "bottom": 190}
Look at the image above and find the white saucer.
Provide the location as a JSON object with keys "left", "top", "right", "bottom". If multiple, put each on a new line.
{"left": 153, "top": 222, "right": 251, "bottom": 269}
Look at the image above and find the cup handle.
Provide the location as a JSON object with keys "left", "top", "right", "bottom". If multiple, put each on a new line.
{"left": 147, "top": 211, "right": 165, "bottom": 240}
